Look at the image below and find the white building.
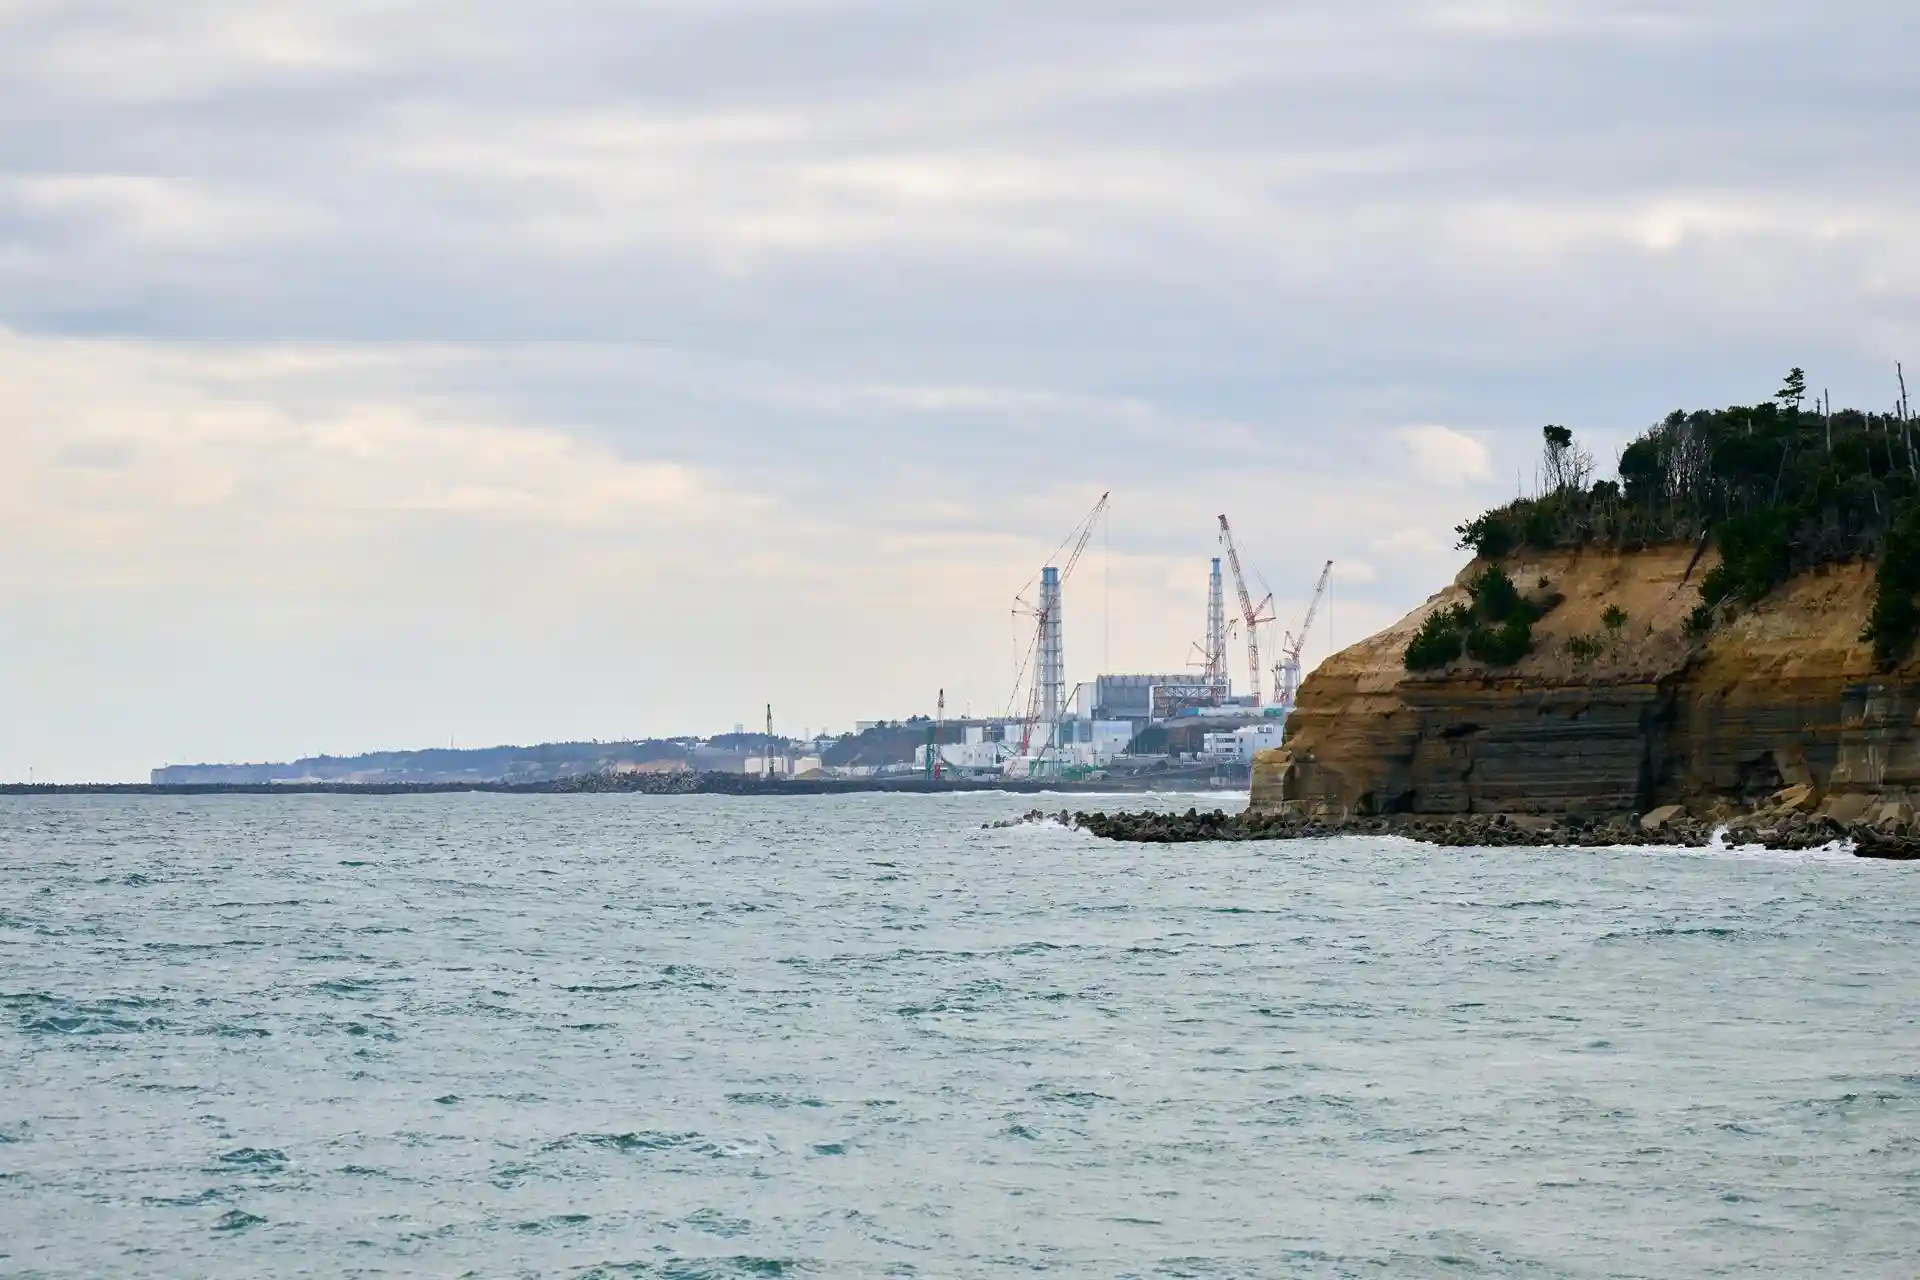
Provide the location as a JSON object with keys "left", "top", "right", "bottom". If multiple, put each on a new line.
{"left": 1201, "top": 723, "right": 1287, "bottom": 763}
{"left": 914, "top": 741, "right": 1010, "bottom": 772}
{"left": 746, "top": 754, "right": 823, "bottom": 777}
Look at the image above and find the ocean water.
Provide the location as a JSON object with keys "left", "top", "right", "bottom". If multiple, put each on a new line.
{"left": 0, "top": 794, "right": 1915, "bottom": 1279}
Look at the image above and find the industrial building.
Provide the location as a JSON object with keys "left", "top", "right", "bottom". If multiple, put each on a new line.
{"left": 988, "top": 499, "right": 1331, "bottom": 780}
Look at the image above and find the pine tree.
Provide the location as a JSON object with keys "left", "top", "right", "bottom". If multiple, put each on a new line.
{"left": 1776, "top": 367, "right": 1808, "bottom": 411}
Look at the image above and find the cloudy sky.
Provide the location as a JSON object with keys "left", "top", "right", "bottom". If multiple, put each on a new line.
{"left": 3, "top": 0, "right": 1915, "bottom": 779}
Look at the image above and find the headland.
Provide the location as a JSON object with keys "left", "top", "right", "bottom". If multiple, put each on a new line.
{"left": 1093, "top": 382, "right": 1920, "bottom": 853}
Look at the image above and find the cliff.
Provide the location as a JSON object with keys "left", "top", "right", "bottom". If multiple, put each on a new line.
{"left": 1254, "top": 545, "right": 1913, "bottom": 821}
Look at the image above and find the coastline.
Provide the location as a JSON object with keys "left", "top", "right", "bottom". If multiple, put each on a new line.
{"left": 0, "top": 772, "right": 1235, "bottom": 798}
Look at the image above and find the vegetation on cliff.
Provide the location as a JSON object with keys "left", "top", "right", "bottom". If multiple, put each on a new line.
{"left": 1404, "top": 565, "right": 1553, "bottom": 670}
{"left": 1430, "top": 368, "right": 1920, "bottom": 670}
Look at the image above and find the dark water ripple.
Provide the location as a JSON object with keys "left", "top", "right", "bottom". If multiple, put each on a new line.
{"left": 1, "top": 793, "right": 1916, "bottom": 1277}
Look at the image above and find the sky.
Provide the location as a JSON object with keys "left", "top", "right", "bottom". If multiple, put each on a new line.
{"left": 2, "top": 0, "right": 1916, "bottom": 780}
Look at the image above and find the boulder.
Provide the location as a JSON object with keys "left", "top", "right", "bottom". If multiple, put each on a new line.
{"left": 1768, "top": 782, "right": 1820, "bottom": 814}
{"left": 1872, "top": 800, "right": 1914, "bottom": 831}
{"left": 1821, "top": 792, "right": 1874, "bottom": 824}
{"left": 1639, "top": 804, "right": 1687, "bottom": 833}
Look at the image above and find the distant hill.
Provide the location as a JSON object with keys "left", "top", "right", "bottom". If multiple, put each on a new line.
{"left": 149, "top": 737, "right": 777, "bottom": 786}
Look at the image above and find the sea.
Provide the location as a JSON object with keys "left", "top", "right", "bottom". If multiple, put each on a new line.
{"left": 1, "top": 792, "right": 1915, "bottom": 1278}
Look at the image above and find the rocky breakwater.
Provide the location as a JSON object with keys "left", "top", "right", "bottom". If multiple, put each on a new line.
{"left": 1029, "top": 801, "right": 1915, "bottom": 859}
{"left": 1252, "top": 544, "right": 1920, "bottom": 837}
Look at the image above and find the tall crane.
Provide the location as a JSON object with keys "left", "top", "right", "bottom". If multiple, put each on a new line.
{"left": 1009, "top": 492, "right": 1111, "bottom": 762}
{"left": 1275, "top": 561, "right": 1333, "bottom": 712}
{"left": 1217, "top": 515, "right": 1276, "bottom": 705}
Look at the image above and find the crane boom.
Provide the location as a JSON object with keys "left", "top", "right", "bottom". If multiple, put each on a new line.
{"left": 1216, "top": 515, "right": 1276, "bottom": 704}
{"left": 1276, "top": 560, "right": 1334, "bottom": 711}
{"left": 1288, "top": 561, "right": 1334, "bottom": 662}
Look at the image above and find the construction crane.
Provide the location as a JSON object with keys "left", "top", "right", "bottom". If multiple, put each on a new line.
{"left": 1275, "top": 561, "right": 1333, "bottom": 712}
{"left": 1008, "top": 492, "right": 1111, "bottom": 763}
{"left": 1217, "top": 515, "right": 1276, "bottom": 705}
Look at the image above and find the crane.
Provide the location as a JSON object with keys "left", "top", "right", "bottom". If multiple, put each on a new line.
{"left": 1217, "top": 515, "right": 1276, "bottom": 705}
{"left": 1276, "top": 561, "right": 1333, "bottom": 712}
{"left": 1008, "top": 491, "right": 1111, "bottom": 763}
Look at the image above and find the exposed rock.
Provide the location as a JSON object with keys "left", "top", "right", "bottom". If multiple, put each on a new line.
{"left": 1639, "top": 804, "right": 1686, "bottom": 833}
{"left": 1769, "top": 783, "right": 1821, "bottom": 814}
{"left": 1821, "top": 793, "right": 1874, "bottom": 823}
{"left": 1872, "top": 800, "right": 1914, "bottom": 830}
{"left": 1070, "top": 808, "right": 1734, "bottom": 850}
{"left": 1253, "top": 549, "right": 1920, "bottom": 824}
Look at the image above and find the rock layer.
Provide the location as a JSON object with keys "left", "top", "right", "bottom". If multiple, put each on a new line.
{"left": 1255, "top": 546, "right": 1920, "bottom": 824}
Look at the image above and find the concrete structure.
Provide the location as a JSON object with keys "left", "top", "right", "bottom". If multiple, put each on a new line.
{"left": 1038, "top": 565, "right": 1064, "bottom": 729}
{"left": 1151, "top": 681, "right": 1228, "bottom": 719}
{"left": 1078, "top": 674, "right": 1198, "bottom": 723}
{"left": 747, "top": 754, "right": 822, "bottom": 777}
{"left": 914, "top": 741, "right": 1010, "bottom": 772}
{"left": 1205, "top": 556, "right": 1229, "bottom": 694}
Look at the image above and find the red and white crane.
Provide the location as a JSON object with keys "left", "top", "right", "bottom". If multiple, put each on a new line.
{"left": 1216, "top": 514, "right": 1276, "bottom": 705}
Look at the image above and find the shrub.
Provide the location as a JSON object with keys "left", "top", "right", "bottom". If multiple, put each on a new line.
{"left": 1601, "top": 604, "right": 1628, "bottom": 633}
{"left": 1567, "top": 634, "right": 1605, "bottom": 664}
{"left": 1521, "top": 503, "right": 1558, "bottom": 549}
{"left": 1686, "top": 601, "right": 1717, "bottom": 637}
{"left": 1405, "top": 609, "right": 1465, "bottom": 671}
{"left": 1466, "top": 615, "right": 1533, "bottom": 665}
{"left": 1467, "top": 565, "right": 1523, "bottom": 622}
{"left": 1404, "top": 572, "right": 1545, "bottom": 672}
{"left": 1702, "top": 509, "right": 1792, "bottom": 607}
{"left": 1455, "top": 512, "right": 1516, "bottom": 560}
{"left": 1866, "top": 506, "right": 1920, "bottom": 668}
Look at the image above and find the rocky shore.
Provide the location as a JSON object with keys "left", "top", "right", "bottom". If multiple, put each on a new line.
{"left": 993, "top": 806, "right": 1919, "bottom": 860}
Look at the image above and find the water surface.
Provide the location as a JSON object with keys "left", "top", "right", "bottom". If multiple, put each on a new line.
{"left": 1, "top": 793, "right": 1915, "bottom": 1277}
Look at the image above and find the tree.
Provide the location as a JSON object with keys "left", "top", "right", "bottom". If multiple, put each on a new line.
{"left": 1541, "top": 424, "right": 1593, "bottom": 493}
{"left": 1776, "top": 367, "right": 1808, "bottom": 412}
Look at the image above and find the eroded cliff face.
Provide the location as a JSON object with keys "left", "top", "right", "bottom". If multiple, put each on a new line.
{"left": 1254, "top": 545, "right": 1909, "bottom": 819}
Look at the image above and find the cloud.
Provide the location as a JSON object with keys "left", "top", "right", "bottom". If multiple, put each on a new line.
{"left": 0, "top": 331, "right": 750, "bottom": 593}
{"left": 0, "top": 0, "right": 1914, "bottom": 776}
{"left": 1396, "top": 425, "right": 1495, "bottom": 488}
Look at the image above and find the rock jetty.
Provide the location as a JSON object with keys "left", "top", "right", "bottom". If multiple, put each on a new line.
{"left": 1003, "top": 806, "right": 1916, "bottom": 859}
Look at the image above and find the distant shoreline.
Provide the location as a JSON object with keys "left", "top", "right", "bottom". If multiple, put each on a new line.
{"left": 0, "top": 773, "right": 1239, "bottom": 798}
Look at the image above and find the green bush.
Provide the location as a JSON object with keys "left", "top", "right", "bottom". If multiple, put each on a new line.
{"left": 1405, "top": 608, "right": 1465, "bottom": 671}
{"left": 1466, "top": 615, "right": 1533, "bottom": 665}
{"left": 1467, "top": 565, "right": 1523, "bottom": 621}
{"left": 1440, "top": 377, "right": 1920, "bottom": 642}
{"left": 1521, "top": 503, "right": 1558, "bottom": 548}
{"left": 1567, "top": 633, "right": 1605, "bottom": 663}
{"left": 1404, "top": 571, "right": 1544, "bottom": 672}
{"left": 1701, "top": 510, "right": 1792, "bottom": 607}
{"left": 1866, "top": 506, "right": 1920, "bottom": 668}
{"left": 1601, "top": 604, "right": 1628, "bottom": 633}
{"left": 1455, "top": 512, "right": 1516, "bottom": 560}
